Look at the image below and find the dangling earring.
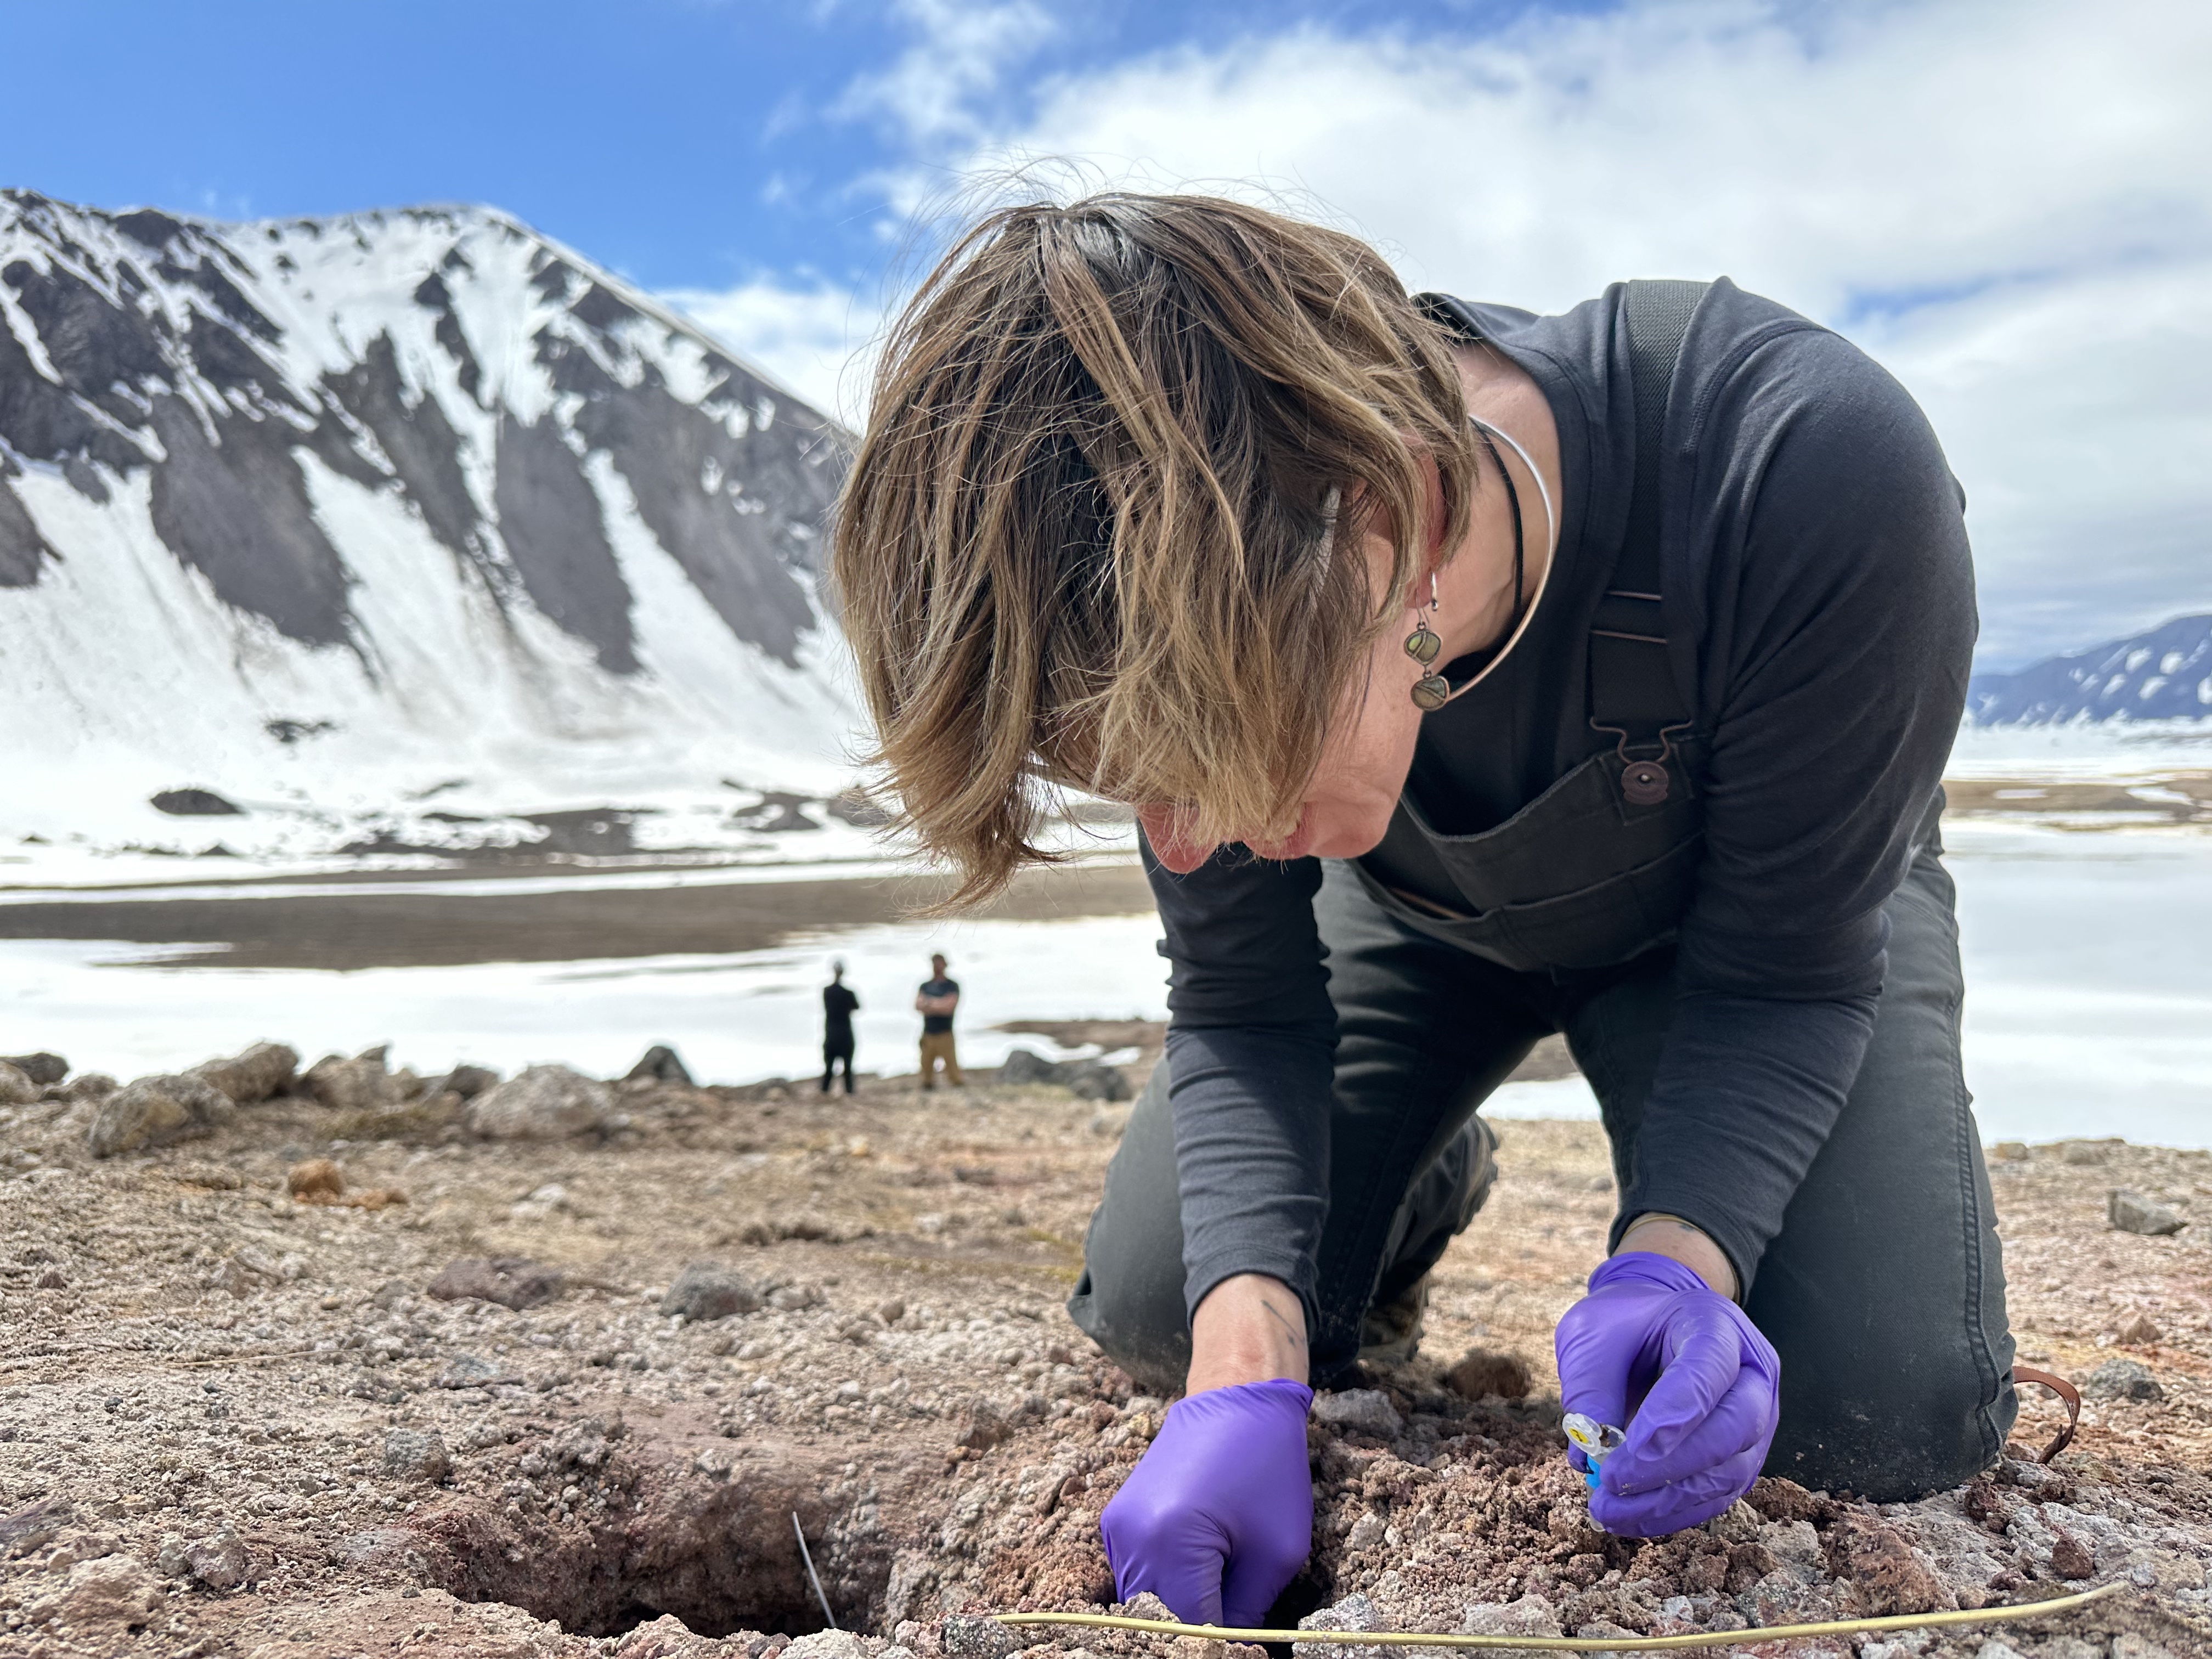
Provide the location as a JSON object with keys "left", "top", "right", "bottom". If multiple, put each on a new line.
{"left": 1406, "top": 573, "right": 1450, "bottom": 710}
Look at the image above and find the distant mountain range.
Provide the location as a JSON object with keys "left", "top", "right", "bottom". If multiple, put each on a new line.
{"left": 1968, "top": 614, "right": 2212, "bottom": 726}
{"left": 0, "top": 190, "right": 864, "bottom": 864}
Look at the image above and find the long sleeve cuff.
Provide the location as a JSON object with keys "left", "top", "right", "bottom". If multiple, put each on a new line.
{"left": 1164, "top": 1022, "right": 1336, "bottom": 1329}
{"left": 1612, "top": 988, "right": 1879, "bottom": 1295}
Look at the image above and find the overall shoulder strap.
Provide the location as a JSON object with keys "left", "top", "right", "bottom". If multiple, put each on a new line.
{"left": 1589, "top": 279, "right": 1705, "bottom": 787}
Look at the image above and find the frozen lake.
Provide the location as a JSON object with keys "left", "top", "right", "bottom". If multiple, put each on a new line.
{"left": 1, "top": 819, "right": 2207, "bottom": 1149}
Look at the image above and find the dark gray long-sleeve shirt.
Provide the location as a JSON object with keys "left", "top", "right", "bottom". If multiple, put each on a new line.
{"left": 1149, "top": 278, "right": 1977, "bottom": 1322}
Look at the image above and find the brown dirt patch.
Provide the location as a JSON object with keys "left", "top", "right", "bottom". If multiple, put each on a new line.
{"left": 1, "top": 1055, "right": 2205, "bottom": 1657}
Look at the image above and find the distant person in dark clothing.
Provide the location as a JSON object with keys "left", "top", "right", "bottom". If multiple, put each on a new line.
{"left": 821, "top": 960, "right": 859, "bottom": 1094}
{"left": 916, "top": 953, "right": 963, "bottom": 1088}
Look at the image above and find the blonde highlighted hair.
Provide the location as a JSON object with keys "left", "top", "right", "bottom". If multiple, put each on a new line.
{"left": 833, "top": 191, "right": 1480, "bottom": 905}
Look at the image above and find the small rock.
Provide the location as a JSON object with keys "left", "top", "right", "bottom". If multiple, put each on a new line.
{"left": 956, "top": 1400, "right": 1016, "bottom": 1451}
{"left": 1, "top": 1051, "right": 67, "bottom": 1086}
{"left": 303, "top": 1046, "right": 401, "bottom": 1114}
{"left": 427, "top": 1256, "right": 565, "bottom": 1311}
{"left": 939, "top": 1616, "right": 1020, "bottom": 1659}
{"left": 159, "top": 1527, "right": 252, "bottom": 1590}
{"left": 624, "top": 1045, "right": 694, "bottom": 1086}
{"left": 170, "top": 1161, "right": 245, "bottom": 1190}
{"left": 381, "top": 1428, "right": 451, "bottom": 1483}
{"left": 152, "top": 786, "right": 242, "bottom": 815}
{"left": 189, "top": 1041, "right": 298, "bottom": 1104}
{"left": 2048, "top": 1528, "right": 2096, "bottom": 1579}
{"left": 1704, "top": 1499, "right": 1764, "bottom": 1544}
{"left": 660, "top": 1261, "right": 761, "bottom": 1321}
{"left": 2110, "top": 1637, "right": 2181, "bottom": 1659}
{"left": 2081, "top": 1357, "right": 2163, "bottom": 1402}
{"left": 1989, "top": 1141, "right": 2029, "bottom": 1162}
{"left": 0, "top": 1062, "right": 41, "bottom": 1105}
{"left": 438, "top": 1352, "right": 509, "bottom": 1388}
{"left": 1972, "top": 1642, "right": 2028, "bottom": 1659}
{"left": 63, "top": 1071, "right": 118, "bottom": 1101}
{"left": 1457, "top": 1595, "right": 1564, "bottom": 1639}
{"left": 1296, "top": 1592, "right": 1386, "bottom": 1659}
{"left": 2061, "top": 1139, "right": 2117, "bottom": 1165}
{"left": 1822, "top": 1513, "right": 1957, "bottom": 1617}
{"left": 288, "top": 1159, "right": 346, "bottom": 1200}
{"left": 2115, "top": 1311, "right": 2162, "bottom": 1345}
{"left": 874, "top": 1298, "right": 906, "bottom": 1325}
{"left": 87, "top": 1072, "right": 235, "bottom": 1157}
{"left": 1311, "top": 1387, "right": 1404, "bottom": 1438}
{"left": 464, "top": 1063, "right": 613, "bottom": 1140}
{"left": 27, "top": 1553, "right": 163, "bottom": 1629}
{"left": 0, "top": 1497, "right": 75, "bottom": 1557}
{"left": 1743, "top": 1476, "right": 1835, "bottom": 1525}
{"left": 1443, "top": 1347, "right": 1533, "bottom": 1401}
{"left": 2108, "top": 1189, "right": 2187, "bottom": 1236}
{"left": 783, "top": 1634, "right": 866, "bottom": 1659}
{"left": 33, "top": 1267, "right": 67, "bottom": 1289}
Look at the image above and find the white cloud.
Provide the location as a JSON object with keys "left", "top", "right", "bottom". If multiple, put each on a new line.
{"left": 833, "top": 0, "right": 1054, "bottom": 145}
{"left": 894, "top": 0, "right": 2212, "bottom": 665}
{"left": 661, "top": 278, "right": 885, "bottom": 428}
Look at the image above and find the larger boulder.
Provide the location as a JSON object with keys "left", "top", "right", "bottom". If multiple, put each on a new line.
{"left": 995, "top": 1047, "right": 1131, "bottom": 1100}
{"left": 2108, "top": 1189, "right": 2187, "bottom": 1237}
{"left": 2083, "top": 1357, "right": 2164, "bottom": 1403}
{"left": 464, "top": 1063, "right": 612, "bottom": 1140}
{"left": 303, "top": 1046, "right": 402, "bottom": 1114}
{"left": 87, "top": 1073, "right": 235, "bottom": 1158}
{"left": 997, "top": 1048, "right": 1060, "bottom": 1087}
{"left": 190, "top": 1041, "right": 297, "bottom": 1105}
{"left": 1062, "top": 1058, "right": 1131, "bottom": 1101}
{"left": 1, "top": 1052, "right": 67, "bottom": 1086}
{"left": 424, "top": 1062, "right": 499, "bottom": 1100}
{"left": 659, "top": 1261, "right": 760, "bottom": 1321}
{"left": 623, "top": 1045, "right": 693, "bottom": 1086}
{"left": 0, "top": 1062, "right": 38, "bottom": 1107}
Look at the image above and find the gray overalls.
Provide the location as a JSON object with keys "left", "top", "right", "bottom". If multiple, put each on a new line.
{"left": 1068, "top": 285, "right": 2017, "bottom": 1504}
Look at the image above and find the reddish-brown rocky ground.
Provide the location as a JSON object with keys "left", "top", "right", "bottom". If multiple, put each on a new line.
{"left": 1, "top": 1036, "right": 2205, "bottom": 1657}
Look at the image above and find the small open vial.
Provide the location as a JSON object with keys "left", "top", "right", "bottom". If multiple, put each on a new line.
{"left": 1562, "top": 1412, "right": 1627, "bottom": 1490}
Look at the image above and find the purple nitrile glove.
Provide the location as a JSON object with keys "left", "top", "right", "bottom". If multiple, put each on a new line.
{"left": 1098, "top": 1378, "right": 1314, "bottom": 1627}
{"left": 1554, "top": 1251, "right": 1780, "bottom": 1539}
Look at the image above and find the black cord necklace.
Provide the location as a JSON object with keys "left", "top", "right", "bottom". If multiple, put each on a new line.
{"left": 1420, "top": 420, "right": 1531, "bottom": 704}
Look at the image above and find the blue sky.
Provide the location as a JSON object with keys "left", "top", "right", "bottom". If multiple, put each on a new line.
{"left": 3, "top": 0, "right": 2207, "bottom": 666}
{"left": 1, "top": 0, "right": 1602, "bottom": 293}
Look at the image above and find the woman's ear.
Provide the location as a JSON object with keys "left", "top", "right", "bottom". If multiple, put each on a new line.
{"left": 1420, "top": 453, "right": 1451, "bottom": 562}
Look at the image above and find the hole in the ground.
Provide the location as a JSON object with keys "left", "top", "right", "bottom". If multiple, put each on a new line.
{"left": 411, "top": 1463, "right": 877, "bottom": 1639}
{"left": 1260, "top": 1571, "right": 1330, "bottom": 1659}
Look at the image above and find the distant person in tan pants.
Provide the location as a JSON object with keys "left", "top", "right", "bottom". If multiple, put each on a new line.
{"left": 916, "top": 953, "right": 963, "bottom": 1088}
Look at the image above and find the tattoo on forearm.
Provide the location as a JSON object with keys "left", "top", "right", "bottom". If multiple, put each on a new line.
{"left": 1258, "top": 1295, "right": 1307, "bottom": 1353}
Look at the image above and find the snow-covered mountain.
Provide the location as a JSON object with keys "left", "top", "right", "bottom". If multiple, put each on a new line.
{"left": 0, "top": 190, "right": 871, "bottom": 871}
{"left": 1968, "top": 614, "right": 2212, "bottom": 726}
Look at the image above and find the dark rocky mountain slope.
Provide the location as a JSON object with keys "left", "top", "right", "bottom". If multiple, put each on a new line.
{"left": 0, "top": 191, "right": 864, "bottom": 862}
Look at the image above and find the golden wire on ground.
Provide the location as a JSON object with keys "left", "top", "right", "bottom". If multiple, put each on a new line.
{"left": 998, "top": 1579, "right": 2128, "bottom": 1653}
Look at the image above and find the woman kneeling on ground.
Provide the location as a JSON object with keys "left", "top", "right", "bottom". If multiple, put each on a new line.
{"left": 832, "top": 191, "right": 2013, "bottom": 1627}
